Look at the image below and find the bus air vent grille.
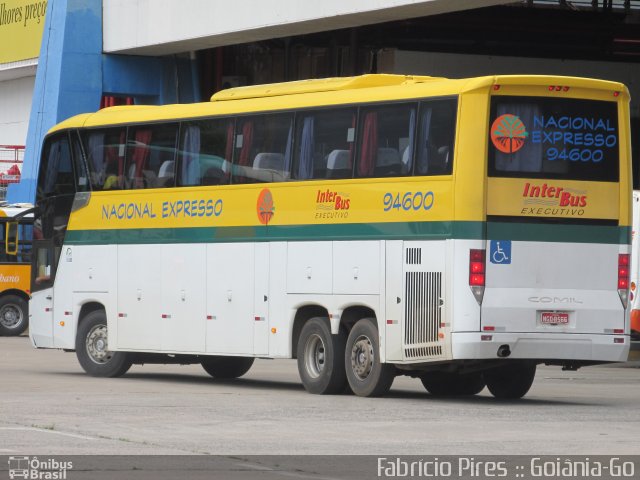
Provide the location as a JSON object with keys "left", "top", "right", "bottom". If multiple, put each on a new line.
{"left": 404, "top": 271, "right": 443, "bottom": 359}
{"left": 405, "top": 248, "right": 422, "bottom": 265}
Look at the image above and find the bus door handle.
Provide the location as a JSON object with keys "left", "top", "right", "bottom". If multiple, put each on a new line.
{"left": 46, "top": 295, "right": 52, "bottom": 300}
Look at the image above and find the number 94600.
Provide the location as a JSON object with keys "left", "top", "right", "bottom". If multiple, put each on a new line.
{"left": 383, "top": 191, "right": 435, "bottom": 212}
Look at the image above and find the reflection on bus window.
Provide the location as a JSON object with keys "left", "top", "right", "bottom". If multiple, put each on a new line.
{"left": 233, "top": 113, "right": 293, "bottom": 184}
{"left": 178, "top": 119, "right": 234, "bottom": 186}
{"left": 38, "top": 135, "right": 74, "bottom": 198}
{"left": 83, "top": 128, "right": 127, "bottom": 190}
{"left": 292, "top": 108, "right": 356, "bottom": 180}
{"left": 34, "top": 247, "right": 52, "bottom": 286}
{"left": 357, "top": 103, "right": 417, "bottom": 178}
{"left": 125, "top": 124, "right": 179, "bottom": 189}
{"left": 415, "top": 99, "right": 457, "bottom": 176}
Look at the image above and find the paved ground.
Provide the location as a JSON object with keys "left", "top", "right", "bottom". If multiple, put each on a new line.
{"left": 1, "top": 336, "right": 639, "bottom": 457}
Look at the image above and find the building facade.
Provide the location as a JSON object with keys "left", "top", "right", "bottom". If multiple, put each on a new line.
{"left": 4, "top": 0, "right": 640, "bottom": 201}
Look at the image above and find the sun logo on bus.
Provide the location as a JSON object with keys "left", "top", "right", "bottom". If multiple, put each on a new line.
{"left": 257, "top": 188, "right": 275, "bottom": 225}
{"left": 491, "top": 114, "right": 528, "bottom": 154}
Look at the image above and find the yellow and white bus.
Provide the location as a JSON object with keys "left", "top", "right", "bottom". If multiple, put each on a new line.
{"left": 0, "top": 203, "right": 32, "bottom": 336}
{"left": 28, "top": 74, "right": 632, "bottom": 398}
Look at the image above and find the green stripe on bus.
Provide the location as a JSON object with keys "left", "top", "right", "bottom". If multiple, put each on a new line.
{"left": 487, "top": 222, "right": 630, "bottom": 245}
{"left": 65, "top": 221, "right": 483, "bottom": 245}
{"left": 64, "top": 221, "right": 628, "bottom": 245}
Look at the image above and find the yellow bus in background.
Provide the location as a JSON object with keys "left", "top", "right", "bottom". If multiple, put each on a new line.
{"left": 0, "top": 203, "right": 32, "bottom": 336}
{"left": 27, "top": 74, "right": 632, "bottom": 398}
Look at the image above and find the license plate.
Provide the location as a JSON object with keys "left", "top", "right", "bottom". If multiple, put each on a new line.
{"left": 540, "top": 312, "right": 569, "bottom": 325}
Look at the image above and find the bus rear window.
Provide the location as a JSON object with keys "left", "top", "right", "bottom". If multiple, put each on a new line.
{"left": 488, "top": 96, "right": 619, "bottom": 182}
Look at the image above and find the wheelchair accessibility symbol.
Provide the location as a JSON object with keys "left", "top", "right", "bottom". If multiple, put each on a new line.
{"left": 490, "top": 240, "right": 511, "bottom": 264}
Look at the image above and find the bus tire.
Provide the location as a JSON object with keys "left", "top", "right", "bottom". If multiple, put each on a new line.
{"left": 201, "top": 356, "right": 255, "bottom": 379}
{"left": 0, "top": 294, "right": 28, "bottom": 336}
{"left": 297, "top": 317, "right": 347, "bottom": 394}
{"left": 421, "top": 371, "right": 485, "bottom": 396}
{"left": 484, "top": 362, "right": 536, "bottom": 399}
{"left": 75, "top": 310, "right": 132, "bottom": 378}
{"left": 345, "top": 318, "right": 395, "bottom": 397}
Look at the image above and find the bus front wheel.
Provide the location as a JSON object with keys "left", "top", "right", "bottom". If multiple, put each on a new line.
{"left": 297, "top": 317, "right": 347, "bottom": 394}
{"left": 201, "top": 356, "right": 255, "bottom": 379}
{"left": 345, "top": 318, "right": 395, "bottom": 397}
{"left": 483, "top": 362, "right": 536, "bottom": 399}
{"left": 75, "top": 310, "right": 132, "bottom": 377}
{"left": 0, "top": 294, "right": 28, "bottom": 336}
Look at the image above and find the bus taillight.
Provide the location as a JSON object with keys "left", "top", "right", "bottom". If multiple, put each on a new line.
{"left": 618, "top": 253, "right": 630, "bottom": 308}
{"left": 469, "top": 249, "right": 485, "bottom": 305}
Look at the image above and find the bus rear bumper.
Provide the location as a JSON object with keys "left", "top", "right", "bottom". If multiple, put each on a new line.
{"left": 451, "top": 332, "right": 630, "bottom": 363}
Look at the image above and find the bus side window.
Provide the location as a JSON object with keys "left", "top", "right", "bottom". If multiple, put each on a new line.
{"left": 415, "top": 99, "right": 458, "bottom": 176}
{"left": 5, "top": 221, "right": 18, "bottom": 256}
{"left": 18, "top": 223, "right": 32, "bottom": 263}
{"left": 82, "top": 128, "right": 127, "bottom": 190}
{"left": 178, "top": 119, "right": 234, "bottom": 187}
{"left": 292, "top": 107, "right": 356, "bottom": 180}
{"left": 125, "top": 124, "right": 178, "bottom": 189}
{"left": 232, "top": 113, "right": 293, "bottom": 184}
{"left": 356, "top": 103, "right": 417, "bottom": 178}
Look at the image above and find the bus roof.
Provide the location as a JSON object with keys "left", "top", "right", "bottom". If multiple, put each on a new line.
{"left": 209, "top": 74, "right": 440, "bottom": 101}
{"left": 47, "top": 74, "right": 629, "bottom": 135}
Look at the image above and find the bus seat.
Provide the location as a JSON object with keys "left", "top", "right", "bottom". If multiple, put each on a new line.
{"left": 375, "top": 147, "right": 402, "bottom": 176}
{"left": 431, "top": 146, "right": 450, "bottom": 173}
{"left": 326, "top": 149, "right": 351, "bottom": 178}
{"left": 401, "top": 146, "right": 411, "bottom": 169}
{"left": 253, "top": 152, "right": 285, "bottom": 172}
{"left": 157, "top": 160, "right": 175, "bottom": 187}
{"left": 202, "top": 167, "right": 227, "bottom": 185}
{"left": 158, "top": 160, "right": 175, "bottom": 179}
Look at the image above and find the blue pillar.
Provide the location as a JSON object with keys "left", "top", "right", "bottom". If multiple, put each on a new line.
{"left": 8, "top": 0, "right": 103, "bottom": 203}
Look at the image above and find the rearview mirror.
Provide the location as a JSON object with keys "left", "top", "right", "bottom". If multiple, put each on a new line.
{"left": 5, "top": 221, "right": 18, "bottom": 256}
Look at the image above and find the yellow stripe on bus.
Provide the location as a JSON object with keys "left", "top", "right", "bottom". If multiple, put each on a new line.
{"left": 68, "top": 178, "right": 461, "bottom": 231}
{"left": 487, "top": 178, "right": 621, "bottom": 221}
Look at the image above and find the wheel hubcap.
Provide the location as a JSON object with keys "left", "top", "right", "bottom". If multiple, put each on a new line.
{"left": 351, "top": 335, "right": 374, "bottom": 380}
{"left": 304, "top": 334, "right": 326, "bottom": 379}
{"left": 0, "top": 304, "right": 22, "bottom": 329}
{"left": 86, "top": 324, "right": 112, "bottom": 364}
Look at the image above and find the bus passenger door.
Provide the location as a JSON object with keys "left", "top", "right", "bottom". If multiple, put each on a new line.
{"left": 30, "top": 244, "right": 55, "bottom": 348}
{"left": 253, "top": 243, "right": 269, "bottom": 355}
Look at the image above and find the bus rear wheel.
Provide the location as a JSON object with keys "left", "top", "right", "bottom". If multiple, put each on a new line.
{"left": 75, "top": 310, "right": 132, "bottom": 377}
{"left": 483, "top": 362, "right": 536, "bottom": 399}
{"left": 201, "top": 356, "right": 255, "bottom": 379}
{"left": 421, "top": 371, "right": 485, "bottom": 396}
{"left": 297, "top": 317, "right": 347, "bottom": 394}
{"left": 0, "top": 294, "right": 28, "bottom": 336}
{"left": 345, "top": 318, "right": 395, "bottom": 397}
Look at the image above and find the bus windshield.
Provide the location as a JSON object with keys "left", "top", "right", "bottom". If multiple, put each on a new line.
{"left": 488, "top": 96, "right": 619, "bottom": 182}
